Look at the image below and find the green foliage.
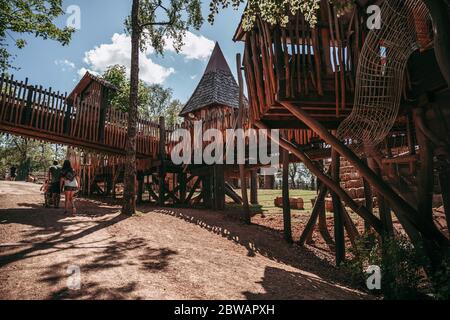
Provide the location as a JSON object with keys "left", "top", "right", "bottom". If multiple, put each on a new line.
{"left": 208, "top": 0, "right": 355, "bottom": 30}
{"left": 430, "top": 253, "right": 450, "bottom": 300}
{"left": 165, "top": 99, "right": 183, "bottom": 127}
{"left": 125, "top": 0, "right": 203, "bottom": 56}
{"left": 102, "top": 64, "right": 183, "bottom": 124}
{"left": 344, "top": 233, "right": 433, "bottom": 300}
{"left": 0, "top": 0, "right": 74, "bottom": 71}
{"left": 0, "top": 135, "right": 66, "bottom": 180}
{"left": 102, "top": 65, "right": 152, "bottom": 115}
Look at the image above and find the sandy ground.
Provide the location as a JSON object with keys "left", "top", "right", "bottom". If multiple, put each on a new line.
{"left": 0, "top": 181, "right": 370, "bottom": 300}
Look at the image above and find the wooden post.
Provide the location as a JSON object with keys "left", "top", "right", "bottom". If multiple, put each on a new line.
{"left": 213, "top": 165, "right": 225, "bottom": 210}
{"left": 438, "top": 162, "right": 450, "bottom": 234}
{"left": 179, "top": 172, "right": 187, "bottom": 204}
{"left": 282, "top": 146, "right": 293, "bottom": 243}
{"left": 317, "top": 178, "right": 332, "bottom": 243}
{"left": 250, "top": 170, "right": 258, "bottom": 205}
{"left": 137, "top": 171, "right": 144, "bottom": 204}
{"left": 299, "top": 184, "right": 328, "bottom": 245}
{"left": 367, "top": 157, "right": 394, "bottom": 237}
{"left": 203, "top": 174, "right": 212, "bottom": 208}
{"left": 236, "top": 53, "right": 251, "bottom": 224}
{"left": 158, "top": 117, "right": 166, "bottom": 206}
{"left": 331, "top": 149, "right": 345, "bottom": 266}
{"left": 414, "top": 108, "right": 434, "bottom": 224}
{"left": 363, "top": 159, "right": 373, "bottom": 232}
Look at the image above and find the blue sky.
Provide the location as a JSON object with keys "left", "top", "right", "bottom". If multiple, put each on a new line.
{"left": 5, "top": 0, "right": 245, "bottom": 102}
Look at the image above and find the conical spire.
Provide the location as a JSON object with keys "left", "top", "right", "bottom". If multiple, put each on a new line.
{"left": 205, "top": 42, "right": 232, "bottom": 74}
{"left": 179, "top": 42, "right": 240, "bottom": 116}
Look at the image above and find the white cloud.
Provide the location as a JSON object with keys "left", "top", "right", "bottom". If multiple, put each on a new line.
{"left": 81, "top": 33, "right": 173, "bottom": 84}
{"left": 55, "top": 59, "right": 76, "bottom": 72}
{"left": 77, "top": 67, "right": 98, "bottom": 78}
{"left": 190, "top": 74, "right": 197, "bottom": 80}
{"left": 165, "top": 32, "right": 215, "bottom": 60}
{"left": 78, "top": 32, "right": 214, "bottom": 85}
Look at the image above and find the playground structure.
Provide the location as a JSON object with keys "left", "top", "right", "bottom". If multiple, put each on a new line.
{"left": 1, "top": 0, "right": 450, "bottom": 266}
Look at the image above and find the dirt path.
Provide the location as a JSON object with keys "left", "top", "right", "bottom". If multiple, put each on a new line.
{"left": 0, "top": 181, "right": 370, "bottom": 300}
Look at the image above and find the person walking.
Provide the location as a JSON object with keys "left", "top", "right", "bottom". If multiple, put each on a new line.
{"left": 60, "top": 160, "right": 79, "bottom": 215}
{"left": 48, "top": 161, "right": 62, "bottom": 208}
{"left": 9, "top": 166, "right": 17, "bottom": 181}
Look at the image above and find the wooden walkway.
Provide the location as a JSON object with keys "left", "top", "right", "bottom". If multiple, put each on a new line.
{"left": 0, "top": 75, "right": 160, "bottom": 158}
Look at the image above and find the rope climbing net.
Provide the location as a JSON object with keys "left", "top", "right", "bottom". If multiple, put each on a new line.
{"left": 337, "top": 0, "right": 430, "bottom": 153}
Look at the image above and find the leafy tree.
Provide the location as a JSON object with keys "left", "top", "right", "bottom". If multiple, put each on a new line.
{"left": 0, "top": 135, "right": 66, "bottom": 180}
{"left": 102, "top": 65, "right": 152, "bottom": 115}
{"left": 165, "top": 99, "right": 183, "bottom": 127}
{"left": 208, "top": 0, "right": 354, "bottom": 30}
{"left": 288, "top": 162, "right": 313, "bottom": 189}
{"left": 123, "top": 0, "right": 203, "bottom": 215}
{"left": 0, "top": 0, "right": 74, "bottom": 71}
{"left": 102, "top": 64, "right": 182, "bottom": 124}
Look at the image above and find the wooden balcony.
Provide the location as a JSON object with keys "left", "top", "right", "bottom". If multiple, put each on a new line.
{"left": 237, "top": 0, "right": 366, "bottom": 130}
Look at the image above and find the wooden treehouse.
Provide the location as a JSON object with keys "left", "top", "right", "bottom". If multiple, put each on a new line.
{"left": 235, "top": 0, "right": 450, "bottom": 264}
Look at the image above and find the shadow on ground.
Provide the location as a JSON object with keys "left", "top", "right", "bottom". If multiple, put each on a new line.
{"left": 145, "top": 206, "right": 364, "bottom": 294}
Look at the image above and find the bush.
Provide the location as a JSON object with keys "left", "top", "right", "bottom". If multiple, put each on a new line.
{"left": 344, "top": 233, "right": 429, "bottom": 299}
{"left": 430, "top": 253, "right": 450, "bottom": 300}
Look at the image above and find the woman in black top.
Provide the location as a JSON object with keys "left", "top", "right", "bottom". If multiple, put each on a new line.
{"left": 60, "top": 160, "right": 80, "bottom": 215}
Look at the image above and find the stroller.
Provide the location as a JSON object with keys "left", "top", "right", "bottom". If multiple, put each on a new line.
{"left": 41, "top": 180, "right": 60, "bottom": 208}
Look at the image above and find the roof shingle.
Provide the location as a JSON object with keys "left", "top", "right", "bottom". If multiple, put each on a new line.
{"left": 179, "top": 43, "right": 241, "bottom": 116}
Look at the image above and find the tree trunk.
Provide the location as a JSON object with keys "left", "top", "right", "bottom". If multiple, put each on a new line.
{"left": 122, "top": 0, "right": 140, "bottom": 215}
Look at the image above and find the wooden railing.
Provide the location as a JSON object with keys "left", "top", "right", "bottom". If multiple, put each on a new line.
{"left": 0, "top": 74, "right": 160, "bottom": 157}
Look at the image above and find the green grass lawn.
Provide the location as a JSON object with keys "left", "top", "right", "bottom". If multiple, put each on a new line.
{"left": 229, "top": 189, "right": 318, "bottom": 216}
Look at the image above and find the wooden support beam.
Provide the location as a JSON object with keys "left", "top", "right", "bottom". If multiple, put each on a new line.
{"left": 250, "top": 170, "right": 258, "bottom": 205}
{"left": 438, "top": 161, "right": 450, "bottom": 235}
{"left": 237, "top": 53, "right": 251, "bottom": 224}
{"left": 368, "top": 153, "right": 395, "bottom": 237}
{"left": 362, "top": 158, "right": 373, "bottom": 232}
{"left": 213, "top": 165, "right": 225, "bottom": 210}
{"left": 255, "top": 120, "right": 384, "bottom": 234}
{"left": 203, "top": 175, "right": 212, "bottom": 208}
{"left": 186, "top": 177, "right": 201, "bottom": 204}
{"left": 278, "top": 101, "right": 449, "bottom": 247}
{"left": 282, "top": 146, "right": 293, "bottom": 243}
{"left": 414, "top": 109, "right": 435, "bottom": 224}
{"left": 341, "top": 204, "right": 359, "bottom": 250}
{"left": 147, "top": 185, "right": 159, "bottom": 202}
{"left": 137, "top": 172, "right": 144, "bottom": 204}
{"left": 158, "top": 117, "right": 166, "bottom": 206}
{"left": 331, "top": 149, "right": 345, "bottom": 265}
{"left": 299, "top": 184, "right": 328, "bottom": 246}
{"left": 179, "top": 172, "right": 187, "bottom": 204}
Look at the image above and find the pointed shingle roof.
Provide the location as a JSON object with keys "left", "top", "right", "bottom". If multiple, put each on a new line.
{"left": 179, "top": 43, "right": 240, "bottom": 116}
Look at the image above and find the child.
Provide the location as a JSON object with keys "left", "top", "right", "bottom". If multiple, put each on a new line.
{"left": 41, "top": 180, "right": 52, "bottom": 208}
